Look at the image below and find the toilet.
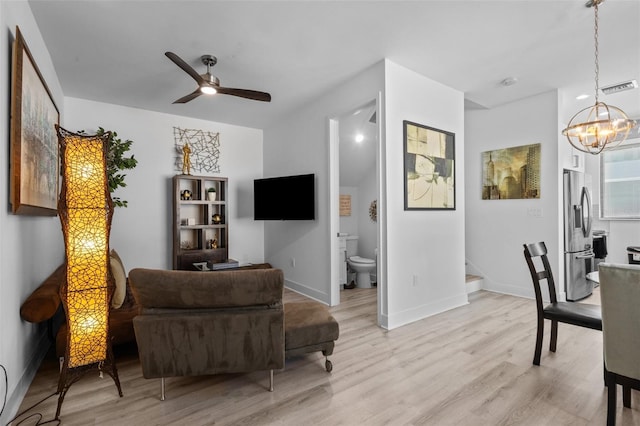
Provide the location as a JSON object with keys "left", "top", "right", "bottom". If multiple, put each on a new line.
{"left": 346, "top": 236, "right": 376, "bottom": 288}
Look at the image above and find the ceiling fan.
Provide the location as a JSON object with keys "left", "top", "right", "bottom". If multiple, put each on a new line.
{"left": 165, "top": 52, "right": 271, "bottom": 104}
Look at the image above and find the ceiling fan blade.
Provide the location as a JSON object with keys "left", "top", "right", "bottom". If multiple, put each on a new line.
{"left": 173, "top": 89, "right": 202, "bottom": 104}
{"left": 165, "top": 51, "right": 206, "bottom": 85}
{"left": 216, "top": 87, "right": 272, "bottom": 102}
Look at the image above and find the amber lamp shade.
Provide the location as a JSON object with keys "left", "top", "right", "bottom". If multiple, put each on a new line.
{"left": 55, "top": 126, "right": 121, "bottom": 419}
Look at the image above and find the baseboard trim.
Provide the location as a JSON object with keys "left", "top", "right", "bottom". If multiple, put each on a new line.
{"left": 386, "top": 293, "right": 469, "bottom": 330}
{"left": 285, "top": 279, "right": 329, "bottom": 305}
{"left": 0, "top": 332, "right": 50, "bottom": 425}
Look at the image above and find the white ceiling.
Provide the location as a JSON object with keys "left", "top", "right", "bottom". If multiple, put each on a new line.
{"left": 28, "top": 0, "right": 640, "bottom": 132}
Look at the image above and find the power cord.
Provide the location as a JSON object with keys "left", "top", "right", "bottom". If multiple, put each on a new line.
{"left": 1, "top": 364, "right": 59, "bottom": 426}
{"left": 0, "top": 364, "right": 6, "bottom": 418}
{"left": 6, "top": 390, "right": 60, "bottom": 426}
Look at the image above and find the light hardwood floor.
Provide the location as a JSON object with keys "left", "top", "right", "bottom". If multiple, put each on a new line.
{"left": 13, "top": 288, "right": 638, "bottom": 425}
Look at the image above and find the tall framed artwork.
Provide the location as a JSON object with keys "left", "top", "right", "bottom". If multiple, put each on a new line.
{"left": 482, "top": 143, "right": 541, "bottom": 200}
{"left": 10, "top": 26, "right": 60, "bottom": 216}
{"left": 403, "top": 120, "right": 455, "bottom": 210}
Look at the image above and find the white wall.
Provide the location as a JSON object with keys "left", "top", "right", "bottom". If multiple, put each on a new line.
{"left": 263, "top": 61, "right": 385, "bottom": 303}
{"left": 0, "top": 2, "right": 65, "bottom": 422}
{"left": 357, "top": 167, "right": 377, "bottom": 260}
{"left": 465, "top": 91, "right": 560, "bottom": 300}
{"left": 63, "top": 98, "right": 265, "bottom": 270}
{"left": 264, "top": 59, "right": 466, "bottom": 328}
{"left": 383, "top": 61, "right": 467, "bottom": 329}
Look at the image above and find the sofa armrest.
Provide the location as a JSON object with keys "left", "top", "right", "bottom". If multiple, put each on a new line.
{"left": 20, "top": 264, "right": 64, "bottom": 323}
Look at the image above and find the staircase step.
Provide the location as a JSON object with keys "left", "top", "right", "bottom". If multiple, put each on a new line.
{"left": 465, "top": 274, "right": 483, "bottom": 294}
{"left": 465, "top": 274, "right": 482, "bottom": 283}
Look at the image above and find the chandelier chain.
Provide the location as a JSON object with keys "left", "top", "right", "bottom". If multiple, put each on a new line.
{"left": 594, "top": 1, "right": 599, "bottom": 103}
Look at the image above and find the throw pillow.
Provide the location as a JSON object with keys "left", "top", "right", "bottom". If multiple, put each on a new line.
{"left": 110, "top": 249, "right": 127, "bottom": 309}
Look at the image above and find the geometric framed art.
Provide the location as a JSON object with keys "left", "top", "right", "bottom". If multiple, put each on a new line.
{"left": 403, "top": 120, "right": 455, "bottom": 210}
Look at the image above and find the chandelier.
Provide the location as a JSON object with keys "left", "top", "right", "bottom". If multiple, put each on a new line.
{"left": 561, "top": 0, "right": 636, "bottom": 155}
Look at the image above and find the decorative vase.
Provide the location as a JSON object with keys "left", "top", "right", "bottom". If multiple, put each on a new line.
{"left": 208, "top": 192, "right": 216, "bottom": 201}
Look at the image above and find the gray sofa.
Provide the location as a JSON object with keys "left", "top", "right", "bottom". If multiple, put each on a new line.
{"left": 128, "top": 267, "right": 284, "bottom": 400}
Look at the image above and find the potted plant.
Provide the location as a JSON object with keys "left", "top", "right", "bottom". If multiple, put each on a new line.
{"left": 79, "top": 127, "right": 138, "bottom": 207}
{"left": 207, "top": 187, "right": 217, "bottom": 201}
{"left": 101, "top": 128, "right": 138, "bottom": 208}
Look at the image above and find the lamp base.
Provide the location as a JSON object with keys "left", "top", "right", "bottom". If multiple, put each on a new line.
{"left": 55, "top": 342, "right": 123, "bottom": 419}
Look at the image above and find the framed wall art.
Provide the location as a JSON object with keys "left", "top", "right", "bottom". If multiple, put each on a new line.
{"left": 482, "top": 143, "right": 541, "bottom": 200}
{"left": 403, "top": 120, "right": 455, "bottom": 210}
{"left": 10, "top": 26, "right": 60, "bottom": 215}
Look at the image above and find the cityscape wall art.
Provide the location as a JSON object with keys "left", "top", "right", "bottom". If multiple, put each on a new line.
{"left": 482, "top": 143, "right": 541, "bottom": 200}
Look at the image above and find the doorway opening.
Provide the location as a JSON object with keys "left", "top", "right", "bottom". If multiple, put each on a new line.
{"left": 328, "top": 97, "right": 383, "bottom": 326}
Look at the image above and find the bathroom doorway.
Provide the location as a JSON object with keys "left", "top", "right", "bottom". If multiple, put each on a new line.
{"left": 328, "top": 97, "right": 383, "bottom": 325}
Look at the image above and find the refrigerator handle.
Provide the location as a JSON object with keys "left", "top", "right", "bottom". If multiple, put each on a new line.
{"left": 581, "top": 186, "right": 592, "bottom": 238}
{"left": 575, "top": 251, "right": 595, "bottom": 260}
{"left": 573, "top": 205, "right": 582, "bottom": 229}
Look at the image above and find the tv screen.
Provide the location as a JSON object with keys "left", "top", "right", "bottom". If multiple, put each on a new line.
{"left": 254, "top": 174, "right": 315, "bottom": 220}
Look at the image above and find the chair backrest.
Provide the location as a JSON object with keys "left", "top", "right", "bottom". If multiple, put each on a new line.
{"left": 599, "top": 263, "right": 640, "bottom": 380}
{"left": 523, "top": 242, "right": 558, "bottom": 307}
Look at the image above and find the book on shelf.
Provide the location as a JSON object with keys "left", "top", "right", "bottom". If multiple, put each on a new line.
{"left": 207, "top": 259, "right": 239, "bottom": 270}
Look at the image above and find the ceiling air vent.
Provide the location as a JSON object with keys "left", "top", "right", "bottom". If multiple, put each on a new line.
{"left": 601, "top": 80, "right": 638, "bottom": 95}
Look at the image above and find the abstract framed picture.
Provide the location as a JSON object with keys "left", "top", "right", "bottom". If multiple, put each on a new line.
{"left": 482, "top": 143, "right": 541, "bottom": 200}
{"left": 403, "top": 120, "right": 455, "bottom": 210}
{"left": 10, "top": 26, "right": 60, "bottom": 215}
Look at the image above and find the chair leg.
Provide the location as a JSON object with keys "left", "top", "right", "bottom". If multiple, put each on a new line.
{"left": 549, "top": 320, "right": 558, "bottom": 352}
{"left": 622, "top": 385, "right": 631, "bottom": 408}
{"left": 269, "top": 370, "right": 274, "bottom": 392}
{"left": 160, "top": 377, "right": 165, "bottom": 401}
{"left": 533, "top": 316, "right": 544, "bottom": 365}
{"left": 606, "top": 371, "right": 617, "bottom": 426}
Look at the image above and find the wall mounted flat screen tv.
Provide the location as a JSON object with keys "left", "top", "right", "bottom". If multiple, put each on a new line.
{"left": 254, "top": 173, "right": 315, "bottom": 220}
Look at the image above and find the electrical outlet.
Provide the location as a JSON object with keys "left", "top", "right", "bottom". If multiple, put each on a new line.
{"left": 291, "top": 257, "right": 296, "bottom": 268}
{"left": 412, "top": 274, "right": 418, "bottom": 287}
{"left": 527, "top": 207, "right": 543, "bottom": 217}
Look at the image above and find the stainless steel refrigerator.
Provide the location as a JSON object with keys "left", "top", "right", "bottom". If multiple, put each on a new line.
{"left": 563, "top": 170, "right": 594, "bottom": 301}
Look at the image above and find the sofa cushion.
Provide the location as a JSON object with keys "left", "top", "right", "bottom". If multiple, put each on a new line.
{"left": 110, "top": 249, "right": 127, "bottom": 309}
{"left": 284, "top": 301, "right": 339, "bottom": 350}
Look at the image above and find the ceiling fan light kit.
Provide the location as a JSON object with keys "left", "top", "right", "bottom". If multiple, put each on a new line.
{"left": 562, "top": 0, "right": 636, "bottom": 155}
{"left": 200, "top": 86, "right": 217, "bottom": 95}
{"left": 165, "top": 51, "right": 271, "bottom": 104}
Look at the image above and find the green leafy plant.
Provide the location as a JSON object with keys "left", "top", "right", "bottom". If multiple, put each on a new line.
{"left": 79, "top": 127, "right": 138, "bottom": 207}
{"left": 208, "top": 187, "right": 216, "bottom": 193}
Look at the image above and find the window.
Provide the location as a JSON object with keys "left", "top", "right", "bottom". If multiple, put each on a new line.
{"left": 600, "top": 141, "right": 640, "bottom": 219}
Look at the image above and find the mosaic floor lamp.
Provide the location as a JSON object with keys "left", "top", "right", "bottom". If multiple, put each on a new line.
{"left": 55, "top": 126, "right": 123, "bottom": 419}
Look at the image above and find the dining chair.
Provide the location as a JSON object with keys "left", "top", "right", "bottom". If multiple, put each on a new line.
{"left": 523, "top": 242, "right": 602, "bottom": 365}
{"left": 599, "top": 263, "right": 640, "bottom": 426}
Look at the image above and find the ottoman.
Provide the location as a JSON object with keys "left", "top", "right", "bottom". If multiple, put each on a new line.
{"left": 284, "top": 301, "right": 340, "bottom": 372}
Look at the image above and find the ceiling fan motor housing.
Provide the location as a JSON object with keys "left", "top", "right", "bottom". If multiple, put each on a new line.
{"left": 201, "top": 55, "right": 217, "bottom": 67}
